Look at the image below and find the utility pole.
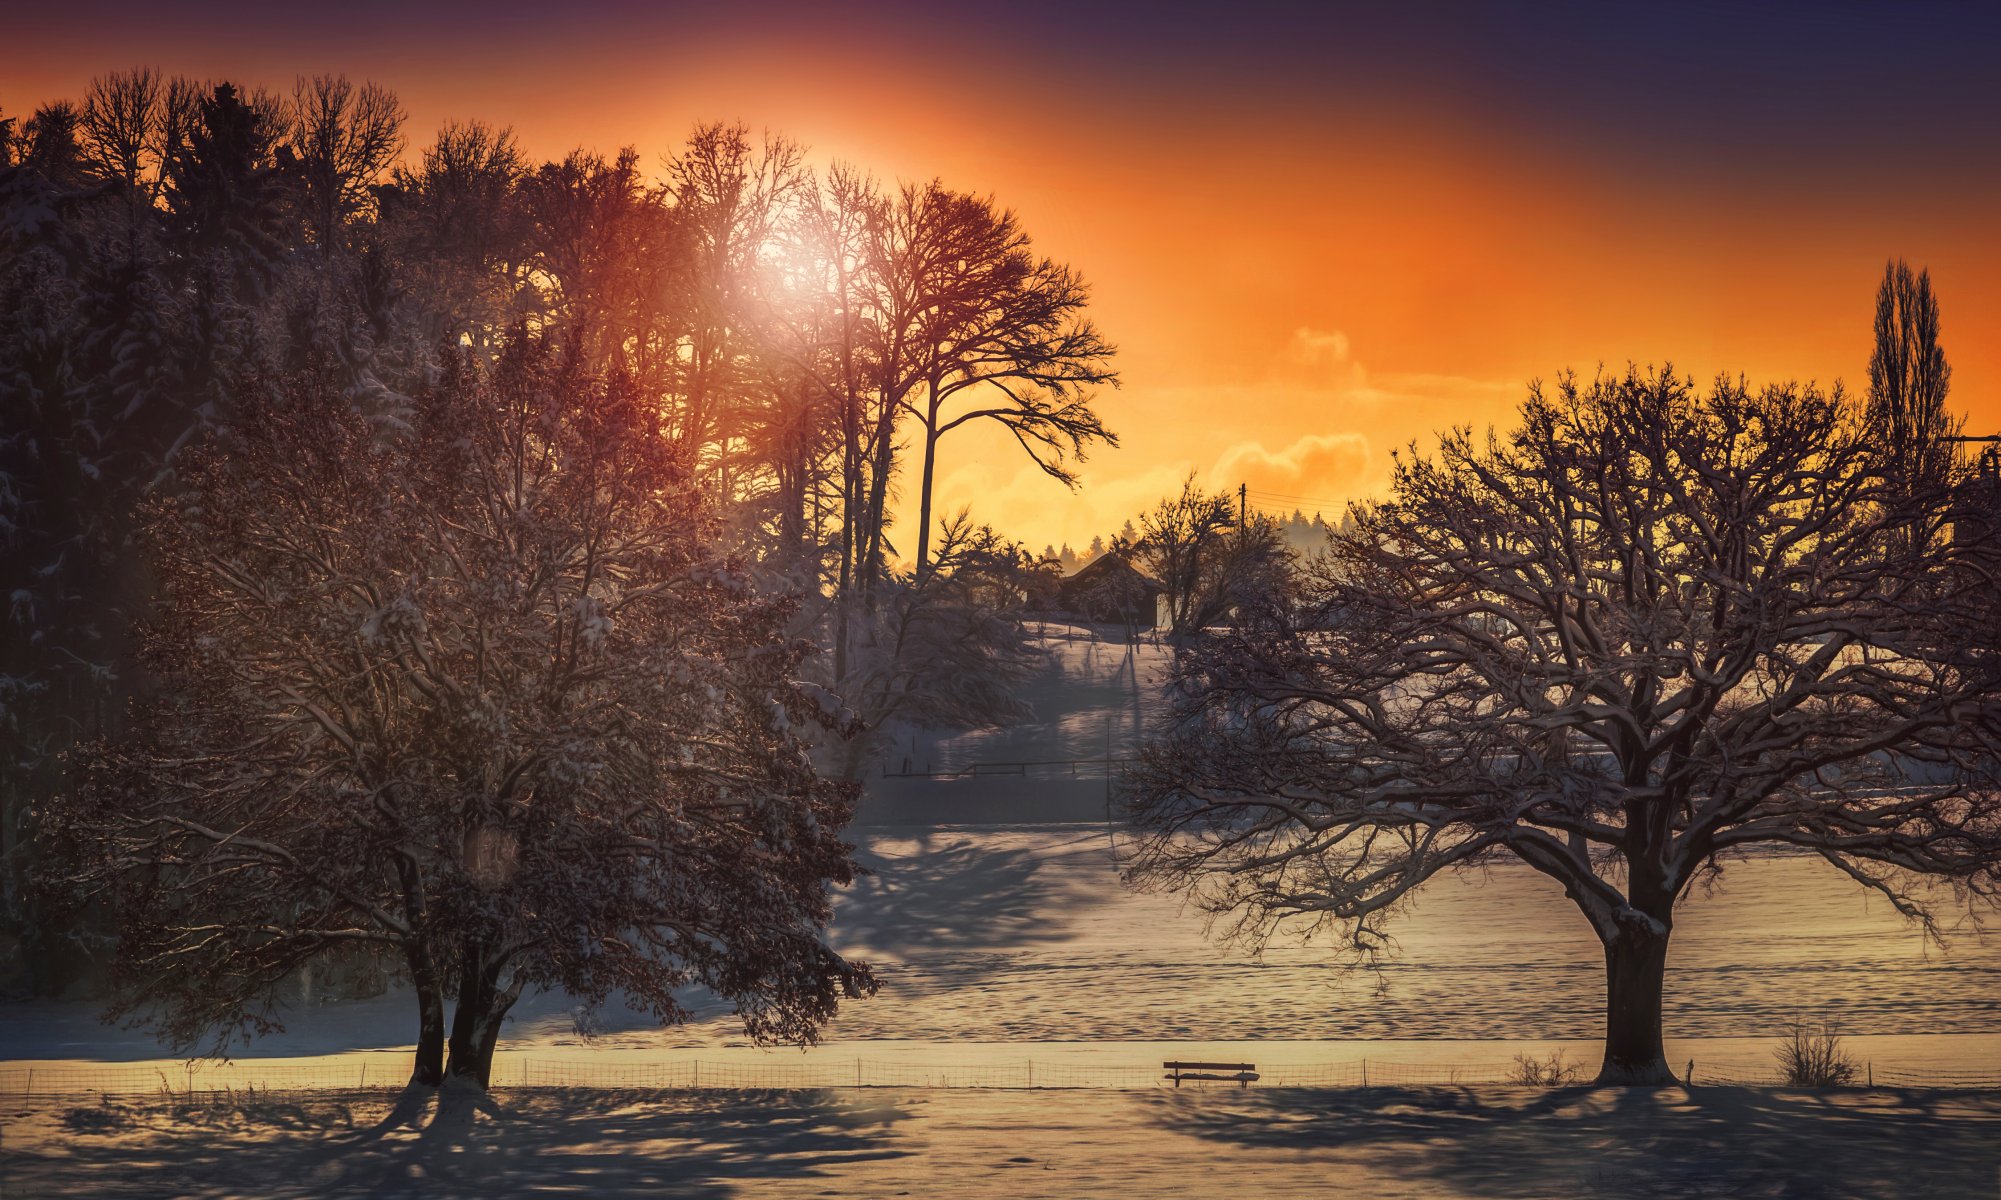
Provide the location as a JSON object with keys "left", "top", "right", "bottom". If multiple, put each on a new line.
{"left": 1238, "top": 482, "right": 1247, "bottom": 534}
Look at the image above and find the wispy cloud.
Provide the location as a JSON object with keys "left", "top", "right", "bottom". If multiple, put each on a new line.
{"left": 1206, "top": 432, "right": 1371, "bottom": 510}
{"left": 912, "top": 328, "right": 1520, "bottom": 549}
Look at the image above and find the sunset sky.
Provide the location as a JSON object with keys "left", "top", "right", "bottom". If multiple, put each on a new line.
{"left": 11, "top": 0, "right": 2001, "bottom": 550}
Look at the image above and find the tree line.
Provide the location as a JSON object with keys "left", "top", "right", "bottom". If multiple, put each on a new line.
{"left": 1, "top": 70, "right": 1120, "bottom": 1004}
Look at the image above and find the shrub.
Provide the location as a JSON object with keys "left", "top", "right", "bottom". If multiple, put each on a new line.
{"left": 1775, "top": 1019, "right": 1858, "bottom": 1088}
{"left": 1509, "top": 1050, "right": 1582, "bottom": 1087}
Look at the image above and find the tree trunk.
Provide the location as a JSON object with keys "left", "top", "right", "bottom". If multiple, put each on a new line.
{"left": 1596, "top": 923, "right": 1675, "bottom": 1084}
{"left": 859, "top": 356, "right": 907, "bottom": 609}
{"left": 914, "top": 419, "right": 939, "bottom": 579}
{"left": 445, "top": 943, "right": 516, "bottom": 1090}
{"left": 413, "top": 989, "right": 446, "bottom": 1087}
{"left": 408, "top": 943, "right": 446, "bottom": 1087}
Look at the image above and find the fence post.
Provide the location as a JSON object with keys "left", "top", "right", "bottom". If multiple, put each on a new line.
{"left": 856, "top": 1057, "right": 862, "bottom": 1088}
{"left": 1362, "top": 1059, "right": 1368, "bottom": 1087}
{"left": 1104, "top": 716, "right": 1113, "bottom": 809}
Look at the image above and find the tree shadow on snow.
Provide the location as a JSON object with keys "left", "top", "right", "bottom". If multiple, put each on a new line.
{"left": 839, "top": 832, "right": 1088, "bottom": 958}
{"left": 1150, "top": 1084, "right": 2001, "bottom": 1199}
{"left": 17, "top": 1086, "right": 915, "bottom": 1199}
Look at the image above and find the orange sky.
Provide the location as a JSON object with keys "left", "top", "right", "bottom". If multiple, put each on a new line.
{"left": 11, "top": 2, "right": 2001, "bottom": 551}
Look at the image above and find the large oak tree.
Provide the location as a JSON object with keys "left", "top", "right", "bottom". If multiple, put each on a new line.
{"left": 1123, "top": 368, "right": 2001, "bottom": 1083}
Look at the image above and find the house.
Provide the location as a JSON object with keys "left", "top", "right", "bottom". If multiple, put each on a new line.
{"left": 1054, "top": 552, "right": 1167, "bottom": 628}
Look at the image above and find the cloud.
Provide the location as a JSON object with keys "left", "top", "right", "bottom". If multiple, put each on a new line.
{"left": 1288, "top": 327, "right": 1351, "bottom": 369}
{"left": 906, "top": 329, "right": 1521, "bottom": 549}
{"left": 1206, "top": 432, "right": 1372, "bottom": 512}
{"left": 921, "top": 455, "right": 1196, "bottom": 554}
{"left": 1276, "top": 327, "right": 1520, "bottom": 416}
{"left": 919, "top": 430, "right": 1372, "bottom": 552}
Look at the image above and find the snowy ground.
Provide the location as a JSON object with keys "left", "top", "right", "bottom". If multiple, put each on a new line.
{"left": 5, "top": 627, "right": 1999, "bottom": 1194}
{"left": 6, "top": 826, "right": 1993, "bottom": 1083}
{"left": 7, "top": 1084, "right": 2000, "bottom": 1198}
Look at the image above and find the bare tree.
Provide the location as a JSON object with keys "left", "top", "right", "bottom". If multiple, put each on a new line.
{"left": 287, "top": 74, "right": 405, "bottom": 254}
{"left": 1127, "top": 475, "right": 1292, "bottom": 638}
{"left": 663, "top": 123, "right": 807, "bottom": 468}
{"left": 524, "top": 147, "right": 664, "bottom": 372}
{"left": 378, "top": 120, "right": 531, "bottom": 352}
{"left": 1123, "top": 367, "right": 2001, "bottom": 1084}
{"left": 153, "top": 75, "right": 203, "bottom": 182}
{"left": 890, "top": 183, "right": 1119, "bottom": 577}
{"left": 1128, "top": 474, "right": 1235, "bottom": 637}
{"left": 79, "top": 68, "right": 163, "bottom": 222}
{"left": 756, "top": 163, "right": 887, "bottom": 682}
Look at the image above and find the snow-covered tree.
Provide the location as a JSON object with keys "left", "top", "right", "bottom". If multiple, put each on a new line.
{"left": 0, "top": 129, "right": 209, "bottom": 988}
{"left": 18, "top": 102, "right": 88, "bottom": 188}
{"left": 1123, "top": 368, "right": 2001, "bottom": 1084}
{"left": 44, "top": 338, "right": 874, "bottom": 1087}
{"left": 5, "top": 70, "right": 1124, "bottom": 976}
{"left": 161, "top": 83, "right": 289, "bottom": 296}
{"left": 375, "top": 120, "right": 531, "bottom": 354}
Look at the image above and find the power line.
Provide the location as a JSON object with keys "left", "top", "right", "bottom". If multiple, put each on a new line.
{"left": 1243, "top": 486, "right": 1344, "bottom": 502}
{"left": 1243, "top": 488, "right": 1347, "bottom": 510}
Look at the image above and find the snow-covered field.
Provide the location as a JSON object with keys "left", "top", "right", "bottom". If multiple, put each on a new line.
{"left": 5, "top": 629, "right": 1999, "bottom": 1195}
{"left": 8, "top": 1083, "right": 2000, "bottom": 1198}
{"left": 7, "top": 821, "right": 1994, "bottom": 1079}
{"left": 3, "top": 629, "right": 1997, "bottom": 1072}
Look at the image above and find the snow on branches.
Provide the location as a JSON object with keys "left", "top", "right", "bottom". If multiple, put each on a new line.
{"left": 41, "top": 337, "right": 874, "bottom": 1086}
{"left": 1122, "top": 367, "right": 2001, "bottom": 1083}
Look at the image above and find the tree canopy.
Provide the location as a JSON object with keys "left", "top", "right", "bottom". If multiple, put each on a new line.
{"left": 1123, "top": 367, "right": 2001, "bottom": 1083}
{"left": 1, "top": 73, "right": 1115, "bottom": 996}
{"left": 43, "top": 340, "right": 874, "bottom": 1086}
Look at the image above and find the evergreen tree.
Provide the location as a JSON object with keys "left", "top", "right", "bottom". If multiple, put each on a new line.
{"left": 162, "top": 83, "right": 290, "bottom": 296}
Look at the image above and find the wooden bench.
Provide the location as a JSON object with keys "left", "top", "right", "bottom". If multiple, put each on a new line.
{"left": 1164, "top": 1060, "right": 1259, "bottom": 1087}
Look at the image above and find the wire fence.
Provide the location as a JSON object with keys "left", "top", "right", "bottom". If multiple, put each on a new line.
{"left": 4, "top": 1054, "right": 1998, "bottom": 1098}
{"left": 879, "top": 757, "right": 1133, "bottom": 780}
